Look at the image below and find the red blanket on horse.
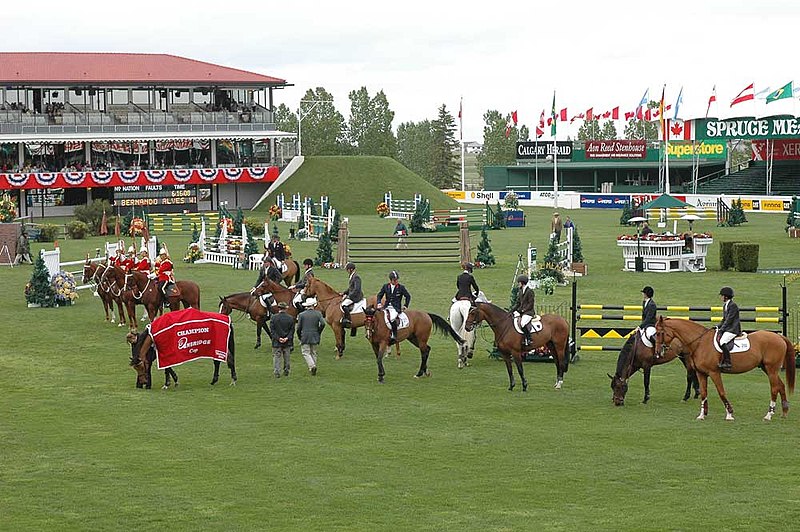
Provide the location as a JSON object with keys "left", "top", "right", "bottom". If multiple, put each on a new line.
{"left": 148, "top": 308, "right": 231, "bottom": 369}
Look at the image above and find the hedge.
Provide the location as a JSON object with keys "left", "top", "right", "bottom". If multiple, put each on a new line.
{"left": 719, "top": 240, "right": 745, "bottom": 270}
{"left": 733, "top": 243, "right": 759, "bottom": 272}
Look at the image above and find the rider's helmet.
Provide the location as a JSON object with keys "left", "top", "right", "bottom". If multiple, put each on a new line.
{"left": 388, "top": 270, "right": 399, "bottom": 281}
{"left": 641, "top": 286, "right": 654, "bottom": 298}
{"left": 127, "top": 245, "right": 135, "bottom": 254}
{"left": 139, "top": 246, "right": 148, "bottom": 255}
{"left": 303, "top": 258, "right": 313, "bottom": 267}
{"left": 159, "top": 246, "right": 169, "bottom": 258}
{"left": 719, "top": 286, "right": 734, "bottom": 299}
{"left": 345, "top": 262, "right": 356, "bottom": 271}
{"left": 463, "top": 262, "right": 474, "bottom": 273}
{"left": 517, "top": 274, "right": 529, "bottom": 285}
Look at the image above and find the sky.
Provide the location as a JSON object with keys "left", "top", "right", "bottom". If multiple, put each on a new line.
{"left": 3, "top": 0, "right": 800, "bottom": 141}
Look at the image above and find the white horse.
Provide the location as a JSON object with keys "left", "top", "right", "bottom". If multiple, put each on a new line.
{"left": 449, "top": 291, "right": 491, "bottom": 368}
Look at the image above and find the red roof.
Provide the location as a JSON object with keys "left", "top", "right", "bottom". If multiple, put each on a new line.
{"left": 0, "top": 53, "right": 286, "bottom": 86}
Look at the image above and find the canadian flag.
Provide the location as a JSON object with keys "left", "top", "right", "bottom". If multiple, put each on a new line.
{"left": 570, "top": 113, "right": 585, "bottom": 124}
{"left": 586, "top": 108, "right": 593, "bottom": 121}
{"left": 536, "top": 110, "right": 545, "bottom": 138}
{"left": 625, "top": 110, "right": 635, "bottom": 121}
{"left": 611, "top": 106, "right": 619, "bottom": 120}
{"left": 559, "top": 108, "right": 568, "bottom": 121}
{"left": 664, "top": 119, "right": 693, "bottom": 141}
{"left": 504, "top": 110, "right": 518, "bottom": 139}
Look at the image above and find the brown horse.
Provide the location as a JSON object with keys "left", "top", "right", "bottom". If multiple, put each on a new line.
{"left": 464, "top": 302, "right": 570, "bottom": 392}
{"left": 609, "top": 334, "right": 700, "bottom": 406}
{"left": 127, "top": 328, "right": 237, "bottom": 388}
{"left": 262, "top": 256, "right": 301, "bottom": 286}
{"left": 302, "top": 276, "right": 399, "bottom": 359}
{"left": 82, "top": 259, "right": 127, "bottom": 326}
{"left": 363, "top": 307, "right": 464, "bottom": 383}
{"left": 124, "top": 269, "right": 201, "bottom": 330}
{"left": 218, "top": 284, "right": 297, "bottom": 349}
{"left": 654, "top": 316, "right": 796, "bottom": 421}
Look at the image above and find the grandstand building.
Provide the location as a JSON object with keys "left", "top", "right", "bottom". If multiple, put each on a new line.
{"left": 0, "top": 52, "right": 295, "bottom": 217}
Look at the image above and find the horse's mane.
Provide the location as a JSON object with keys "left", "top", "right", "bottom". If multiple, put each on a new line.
{"left": 614, "top": 335, "right": 637, "bottom": 378}
{"left": 308, "top": 276, "right": 337, "bottom": 294}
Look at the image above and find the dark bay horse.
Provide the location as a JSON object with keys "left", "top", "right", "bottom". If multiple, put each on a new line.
{"left": 363, "top": 307, "right": 463, "bottom": 383}
{"left": 655, "top": 316, "right": 796, "bottom": 421}
{"left": 127, "top": 328, "right": 237, "bottom": 388}
{"left": 302, "top": 276, "right": 399, "bottom": 359}
{"left": 465, "top": 302, "right": 570, "bottom": 392}
{"left": 262, "top": 257, "right": 301, "bottom": 286}
{"left": 609, "top": 334, "right": 700, "bottom": 406}
{"left": 218, "top": 285, "right": 297, "bottom": 349}
{"left": 83, "top": 259, "right": 127, "bottom": 326}
{"left": 124, "top": 269, "right": 201, "bottom": 330}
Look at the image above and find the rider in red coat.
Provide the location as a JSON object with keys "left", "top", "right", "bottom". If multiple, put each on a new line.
{"left": 135, "top": 247, "right": 152, "bottom": 272}
{"left": 120, "top": 246, "right": 136, "bottom": 272}
{"left": 157, "top": 247, "right": 175, "bottom": 306}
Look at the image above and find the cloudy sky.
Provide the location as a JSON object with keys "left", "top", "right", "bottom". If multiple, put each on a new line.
{"left": 3, "top": 0, "right": 800, "bottom": 141}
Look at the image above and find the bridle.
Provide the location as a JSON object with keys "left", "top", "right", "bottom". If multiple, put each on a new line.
{"left": 657, "top": 322, "right": 711, "bottom": 358}
{"left": 125, "top": 270, "right": 152, "bottom": 300}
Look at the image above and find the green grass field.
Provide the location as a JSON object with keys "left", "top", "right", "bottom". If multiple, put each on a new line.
{"left": 2, "top": 208, "right": 800, "bottom": 530}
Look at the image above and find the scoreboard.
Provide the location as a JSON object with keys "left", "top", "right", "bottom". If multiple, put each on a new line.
{"left": 112, "top": 184, "right": 198, "bottom": 213}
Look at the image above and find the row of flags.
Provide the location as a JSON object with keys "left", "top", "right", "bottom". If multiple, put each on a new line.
{"left": 495, "top": 81, "right": 798, "bottom": 139}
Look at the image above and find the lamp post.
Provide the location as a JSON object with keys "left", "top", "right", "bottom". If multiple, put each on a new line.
{"left": 628, "top": 216, "right": 648, "bottom": 272}
{"left": 297, "top": 99, "right": 330, "bottom": 156}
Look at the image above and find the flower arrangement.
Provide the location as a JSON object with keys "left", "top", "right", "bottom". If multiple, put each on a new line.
{"left": 472, "top": 261, "right": 489, "bottom": 269}
{"left": 283, "top": 243, "right": 293, "bottom": 257}
{"left": 129, "top": 217, "right": 146, "bottom": 237}
{"left": 219, "top": 217, "right": 233, "bottom": 234}
{"left": 0, "top": 193, "right": 18, "bottom": 223}
{"left": 183, "top": 243, "right": 202, "bottom": 263}
{"left": 321, "top": 262, "right": 341, "bottom": 269}
{"left": 376, "top": 202, "right": 390, "bottom": 218}
{"left": 504, "top": 191, "right": 519, "bottom": 210}
{"left": 228, "top": 238, "right": 242, "bottom": 252}
{"left": 268, "top": 204, "right": 283, "bottom": 222}
{"left": 51, "top": 270, "right": 78, "bottom": 306}
{"left": 421, "top": 221, "right": 438, "bottom": 232}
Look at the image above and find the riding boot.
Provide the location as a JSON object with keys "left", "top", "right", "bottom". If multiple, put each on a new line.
{"left": 341, "top": 308, "right": 352, "bottom": 328}
{"left": 719, "top": 345, "right": 732, "bottom": 369}
{"left": 522, "top": 328, "right": 533, "bottom": 350}
{"left": 389, "top": 321, "right": 399, "bottom": 345}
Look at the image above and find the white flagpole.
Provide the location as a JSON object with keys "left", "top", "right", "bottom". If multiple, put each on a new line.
{"left": 553, "top": 128, "right": 559, "bottom": 209}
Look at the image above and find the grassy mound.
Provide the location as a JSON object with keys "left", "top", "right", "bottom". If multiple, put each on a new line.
{"left": 256, "top": 156, "right": 459, "bottom": 215}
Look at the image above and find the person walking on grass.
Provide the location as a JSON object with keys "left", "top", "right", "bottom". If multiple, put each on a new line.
{"left": 297, "top": 298, "right": 325, "bottom": 375}
{"left": 270, "top": 301, "right": 295, "bottom": 378}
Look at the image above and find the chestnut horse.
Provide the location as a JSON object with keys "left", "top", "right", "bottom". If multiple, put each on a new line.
{"left": 127, "top": 328, "right": 237, "bottom": 388}
{"left": 261, "top": 257, "right": 301, "bottom": 286}
{"left": 82, "top": 259, "right": 127, "bottom": 326}
{"left": 363, "top": 307, "right": 464, "bottom": 383}
{"left": 464, "top": 302, "right": 570, "bottom": 392}
{"left": 302, "top": 276, "right": 399, "bottom": 359}
{"left": 654, "top": 316, "right": 795, "bottom": 421}
{"left": 219, "top": 282, "right": 297, "bottom": 349}
{"left": 608, "top": 334, "right": 700, "bottom": 406}
{"left": 123, "top": 269, "right": 201, "bottom": 330}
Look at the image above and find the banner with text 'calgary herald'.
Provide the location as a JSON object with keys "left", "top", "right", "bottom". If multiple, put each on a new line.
{"left": 516, "top": 141, "right": 573, "bottom": 160}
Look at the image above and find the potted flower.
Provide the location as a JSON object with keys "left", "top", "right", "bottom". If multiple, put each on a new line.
{"left": 51, "top": 270, "right": 78, "bottom": 307}
{"left": 269, "top": 204, "right": 283, "bottom": 222}
{"left": 183, "top": 243, "right": 203, "bottom": 263}
{"left": 376, "top": 202, "right": 390, "bottom": 218}
{"left": 503, "top": 191, "right": 525, "bottom": 227}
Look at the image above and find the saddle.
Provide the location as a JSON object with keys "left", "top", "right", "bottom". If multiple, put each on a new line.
{"left": 512, "top": 315, "right": 542, "bottom": 335}
{"left": 163, "top": 281, "right": 180, "bottom": 299}
{"left": 383, "top": 310, "right": 410, "bottom": 330}
{"left": 713, "top": 331, "right": 750, "bottom": 354}
{"left": 346, "top": 298, "right": 368, "bottom": 314}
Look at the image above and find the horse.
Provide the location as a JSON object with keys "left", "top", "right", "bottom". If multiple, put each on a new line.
{"left": 464, "top": 302, "right": 570, "bottom": 392}
{"left": 82, "top": 259, "right": 127, "bottom": 326}
{"left": 363, "top": 306, "right": 464, "bottom": 383}
{"left": 608, "top": 333, "right": 700, "bottom": 406}
{"left": 262, "top": 256, "right": 301, "bottom": 286}
{"left": 217, "top": 283, "right": 294, "bottom": 348}
{"left": 654, "top": 316, "right": 796, "bottom": 421}
{"left": 449, "top": 291, "right": 491, "bottom": 369}
{"left": 302, "top": 276, "right": 399, "bottom": 359}
{"left": 123, "top": 269, "right": 201, "bottom": 331}
{"left": 127, "top": 327, "right": 237, "bottom": 388}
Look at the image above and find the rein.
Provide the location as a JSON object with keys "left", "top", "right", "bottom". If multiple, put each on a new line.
{"left": 662, "top": 323, "right": 711, "bottom": 355}
{"left": 126, "top": 272, "right": 152, "bottom": 300}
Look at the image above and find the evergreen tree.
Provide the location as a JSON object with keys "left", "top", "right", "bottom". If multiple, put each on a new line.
{"left": 476, "top": 227, "right": 495, "bottom": 266}
{"left": 786, "top": 197, "right": 799, "bottom": 230}
{"left": 26, "top": 255, "right": 55, "bottom": 307}
{"left": 314, "top": 231, "right": 334, "bottom": 266}
{"left": 330, "top": 211, "right": 341, "bottom": 242}
{"left": 122, "top": 206, "right": 135, "bottom": 235}
{"left": 727, "top": 198, "right": 748, "bottom": 226}
{"left": 190, "top": 222, "right": 200, "bottom": 244}
{"left": 620, "top": 200, "right": 634, "bottom": 225}
{"left": 543, "top": 234, "right": 560, "bottom": 268}
{"left": 571, "top": 226, "right": 584, "bottom": 263}
{"left": 492, "top": 200, "right": 506, "bottom": 229}
{"left": 244, "top": 232, "right": 259, "bottom": 258}
{"left": 410, "top": 199, "right": 430, "bottom": 233}
{"left": 429, "top": 104, "right": 460, "bottom": 188}
{"left": 234, "top": 207, "right": 244, "bottom": 235}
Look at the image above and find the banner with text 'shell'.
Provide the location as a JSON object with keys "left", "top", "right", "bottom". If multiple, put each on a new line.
{"left": 148, "top": 308, "right": 231, "bottom": 369}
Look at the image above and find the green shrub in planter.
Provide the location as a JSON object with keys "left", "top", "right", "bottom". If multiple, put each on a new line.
{"left": 244, "top": 218, "right": 265, "bottom": 237}
{"left": 719, "top": 240, "right": 744, "bottom": 270}
{"left": 66, "top": 220, "right": 89, "bottom": 239}
{"left": 38, "top": 224, "right": 59, "bottom": 242}
{"left": 733, "top": 243, "right": 759, "bottom": 272}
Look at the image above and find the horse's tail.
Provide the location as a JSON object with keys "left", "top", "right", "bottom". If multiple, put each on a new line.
{"left": 292, "top": 260, "right": 301, "bottom": 284}
{"left": 783, "top": 335, "right": 796, "bottom": 395}
{"left": 429, "top": 313, "right": 464, "bottom": 344}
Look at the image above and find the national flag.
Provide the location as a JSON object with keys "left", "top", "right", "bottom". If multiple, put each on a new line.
{"left": 570, "top": 113, "right": 584, "bottom": 124}
{"left": 611, "top": 107, "right": 619, "bottom": 120}
{"left": 586, "top": 108, "right": 593, "bottom": 121}
{"left": 638, "top": 89, "right": 649, "bottom": 108}
{"left": 766, "top": 81, "right": 793, "bottom": 104}
{"left": 559, "top": 108, "right": 568, "bottom": 122}
{"left": 536, "top": 109, "right": 545, "bottom": 138}
{"left": 625, "top": 110, "right": 635, "bottom": 121}
{"left": 550, "top": 91, "right": 557, "bottom": 137}
{"left": 666, "top": 119, "right": 693, "bottom": 141}
{"left": 114, "top": 215, "right": 121, "bottom": 237}
{"left": 504, "top": 110, "right": 517, "bottom": 139}
{"left": 659, "top": 85, "right": 666, "bottom": 141}
{"left": 673, "top": 86, "right": 683, "bottom": 120}
{"left": 511, "top": 110, "right": 518, "bottom": 125}
{"left": 730, "top": 83, "right": 754, "bottom": 107}
{"left": 706, "top": 85, "right": 717, "bottom": 118}
{"left": 100, "top": 210, "right": 108, "bottom": 236}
